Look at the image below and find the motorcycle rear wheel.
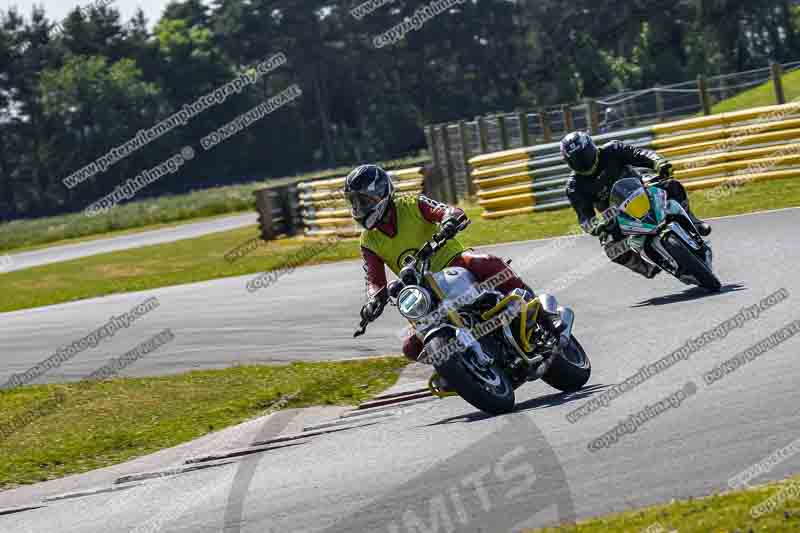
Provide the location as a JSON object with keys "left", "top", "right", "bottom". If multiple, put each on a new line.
{"left": 541, "top": 336, "right": 591, "bottom": 392}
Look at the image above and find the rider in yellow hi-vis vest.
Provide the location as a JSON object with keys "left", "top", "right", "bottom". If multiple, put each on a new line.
{"left": 344, "top": 164, "right": 534, "bottom": 362}
{"left": 360, "top": 194, "right": 465, "bottom": 276}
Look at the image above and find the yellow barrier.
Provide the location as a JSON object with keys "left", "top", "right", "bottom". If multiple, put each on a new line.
{"left": 470, "top": 103, "right": 800, "bottom": 219}
{"left": 676, "top": 152, "right": 800, "bottom": 180}
{"left": 314, "top": 208, "right": 351, "bottom": 219}
{"left": 651, "top": 118, "right": 800, "bottom": 150}
{"left": 477, "top": 192, "right": 536, "bottom": 211}
{"left": 472, "top": 160, "right": 534, "bottom": 180}
{"left": 474, "top": 171, "right": 534, "bottom": 190}
{"left": 299, "top": 168, "right": 424, "bottom": 236}
{"left": 477, "top": 182, "right": 534, "bottom": 200}
{"left": 651, "top": 102, "right": 800, "bottom": 135}
{"left": 301, "top": 166, "right": 424, "bottom": 191}
{"left": 673, "top": 144, "right": 800, "bottom": 171}
{"left": 469, "top": 147, "right": 532, "bottom": 168}
{"left": 684, "top": 167, "right": 800, "bottom": 191}
{"left": 660, "top": 128, "right": 800, "bottom": 158}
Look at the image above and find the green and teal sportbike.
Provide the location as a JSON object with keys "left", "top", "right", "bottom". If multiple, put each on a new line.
{"left": 610, "top": 174, "right": 721, "bottom": 292}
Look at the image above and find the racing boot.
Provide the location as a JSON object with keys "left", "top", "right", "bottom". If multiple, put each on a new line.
{"left": 429, "top": 371, "right": 457, "bottom": 397}
{"left": 682, "top": 201, "right": 711, "bottom": 237}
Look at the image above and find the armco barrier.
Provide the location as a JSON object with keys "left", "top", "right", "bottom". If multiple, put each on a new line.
{"left": 470, "top": 102, "right": 800, "bottom": 219}
{"left": 429, "top": 61, "right": 800, "bottom": 203}
{"left": 253, "top": 185, "right": 301, "bottom": 240}
{"left": 298, "top": 166, "right": 425, "bottom": 237}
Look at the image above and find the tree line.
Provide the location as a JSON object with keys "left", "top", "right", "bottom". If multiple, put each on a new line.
{"left": 0, "top": 0, "right": 798, "bottom": 220}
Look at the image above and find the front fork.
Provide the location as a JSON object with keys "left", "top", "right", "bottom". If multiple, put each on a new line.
{"left": 631, "top": 222, "right": 712, "bottom": 276}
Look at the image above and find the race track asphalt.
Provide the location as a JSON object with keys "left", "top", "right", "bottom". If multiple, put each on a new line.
{"left": 2, "top": 212, "right": 257, "bottom": 273}
{"left": 1, "top": 208, "right": 799, "bottom": 532}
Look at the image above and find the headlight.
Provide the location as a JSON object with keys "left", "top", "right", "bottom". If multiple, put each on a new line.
{"left": 397, "top": 286, "right": 432, "bottom": 320}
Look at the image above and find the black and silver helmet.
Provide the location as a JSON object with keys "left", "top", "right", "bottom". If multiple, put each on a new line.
{"left": 344, "top": 164, "right": 395, "bottom": 229}
{"left": 560, "top": 131, "right": 600, "bottom": 176}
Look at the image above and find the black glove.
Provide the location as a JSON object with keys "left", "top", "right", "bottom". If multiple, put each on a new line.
{"left": 439, "top": 216, "right": 462, "bottom": 240}
{"left": 655, "top": 160, "right": 674, "bottom": 181}
{"left": 360, "top": 297, "right": 385, "bottom": 323}
{"left": 583, "top": 218, "right": 606, "bottom": 238}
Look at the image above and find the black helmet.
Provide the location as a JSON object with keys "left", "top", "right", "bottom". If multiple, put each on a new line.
{"left": 344, "top": 164, "right": 395, "bottom": 229}
{"left": 560, "top": 131, "right": 599, "bottom": 176}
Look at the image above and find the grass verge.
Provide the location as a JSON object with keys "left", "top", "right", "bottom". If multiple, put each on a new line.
{"left": 711, "top": 68, "right": 800, "bottom": 114}
{"left": 0, "top": 211, "right": 258, "bottom": 256}
{"left": 0, "top": 154, "right": 427, "bottom": 254}
{"left": 0, "top": 356, "right": 407, "bottom": 490}
{"left": 0, "top": 177, "right": 798, "bottom": 313}
{"left": 529, "top": 475, "right": 800, "bottom": 532}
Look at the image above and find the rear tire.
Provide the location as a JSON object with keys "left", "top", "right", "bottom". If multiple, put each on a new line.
{"left": 542, "top": 336, "right": 591, "bottom": 392}
{"left": 427, "top": 330, "right": 515, "bottom": 415}
{"left": 662, "top": 233, "right": 721, "bottom": 292}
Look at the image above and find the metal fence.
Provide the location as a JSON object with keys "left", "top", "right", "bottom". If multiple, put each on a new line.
{"left": 427, "top": 60, "right": 800, "bottom": 202}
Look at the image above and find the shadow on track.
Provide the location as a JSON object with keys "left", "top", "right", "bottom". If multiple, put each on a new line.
{"left": 320, "top": 403, "right": 577, "bottom": 532}
{"left": 423, "top": 384, "right": 608, "bottom": 426}
{"left": 631, "top": 283, "right": 746, "bottom": 308}
{"left": 514, "top": 383, "right": 607, "bottom": 413}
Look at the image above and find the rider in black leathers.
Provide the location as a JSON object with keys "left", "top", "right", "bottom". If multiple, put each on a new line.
{"left": 562, "top": 131, "right": 711, "bottom": 278}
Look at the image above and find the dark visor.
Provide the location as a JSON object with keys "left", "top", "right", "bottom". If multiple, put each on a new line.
{"left": 347, "top": 191, "right": 381, "bottom": 218}
{"left": 568, "top": 147, "right": 598, "bottom": 174}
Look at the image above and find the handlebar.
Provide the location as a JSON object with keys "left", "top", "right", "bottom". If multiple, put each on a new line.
{"left": 352, "top": 215, "right": 471, "bottom": 338}
{"left": 421, "top": 215, "right": 471, "bottom": 259}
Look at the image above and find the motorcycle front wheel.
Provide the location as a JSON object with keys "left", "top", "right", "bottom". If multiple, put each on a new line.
{"left": 427, "top": 330, "right": 515, "bottom": 415}
{"left": 662, "top": 233, "right": 721, "bottom": 292}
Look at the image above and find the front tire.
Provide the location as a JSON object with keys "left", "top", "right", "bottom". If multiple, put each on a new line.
{"left": 427, "top": 330, "right": 515, "bottom": 415}
{"left": 662, "top": 233, "right": 721, "bottom": 291}
{"left": 542, "top": 336, "right": 591, "bottom": 392}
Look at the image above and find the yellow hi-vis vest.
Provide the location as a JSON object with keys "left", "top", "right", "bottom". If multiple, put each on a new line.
{"left": 360, "top": 195, "right": 465, "bottom": 276}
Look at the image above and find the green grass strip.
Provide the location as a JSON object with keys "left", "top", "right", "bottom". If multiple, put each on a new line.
{"left": 529, "top": 476, "right": 800, "bottom": 532}
{"left": 0, "top": 357, "right": 407, "bottom": 490}
{"left": 0, "top": 177, "right": 798, "bottom": 313}
{"left": 711, "top": 69, "right": 800, "bottom": 114}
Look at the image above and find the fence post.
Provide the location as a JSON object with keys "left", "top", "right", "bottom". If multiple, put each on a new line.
{"left": 425, "top": 125, "right": 448, "bottom": 202}
{"left": 458, "top": 120, "right": 476, "bottom": 197}
{"left": 497, "top": 114, "right": 510, "bottom": 149}
{"left": 421, "top": 163, "right": 442, "bottom": 200}
{"left": 538, "top": 109, "right": 552, "bottom": 143}
{"left": 254, "top": 188, "right": 276, "bottom": 241}
{"left": 562, "top": 105, "right": 574, "bottom": 132}
{"left": 584, "top": 99, "right": 600, "bottom": 134}
{"left": 476, "top": 116, "right": 489, "bottom": 153}
{"left": 439, "top": 124, "right": 458, "bottom": 203}
{"left": 280, "top": 185, "right": 299, "bottom": 237}
{"left": 624, "top": 98, "right": 639, "bottom": 127}
{"left": 517, "top": 111, "right": 530, "bottom": 147}
{"left": 697, "top": 75, "right": 712, "bottom": 115}
{"left": 771, "top": 61, "right": 786, "bottom": 105}
{"left": 655, "top": 84, "right": 664, "bottom": 122}
{"left": 424, "top": 125, "right": 438, "bottom": 168}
